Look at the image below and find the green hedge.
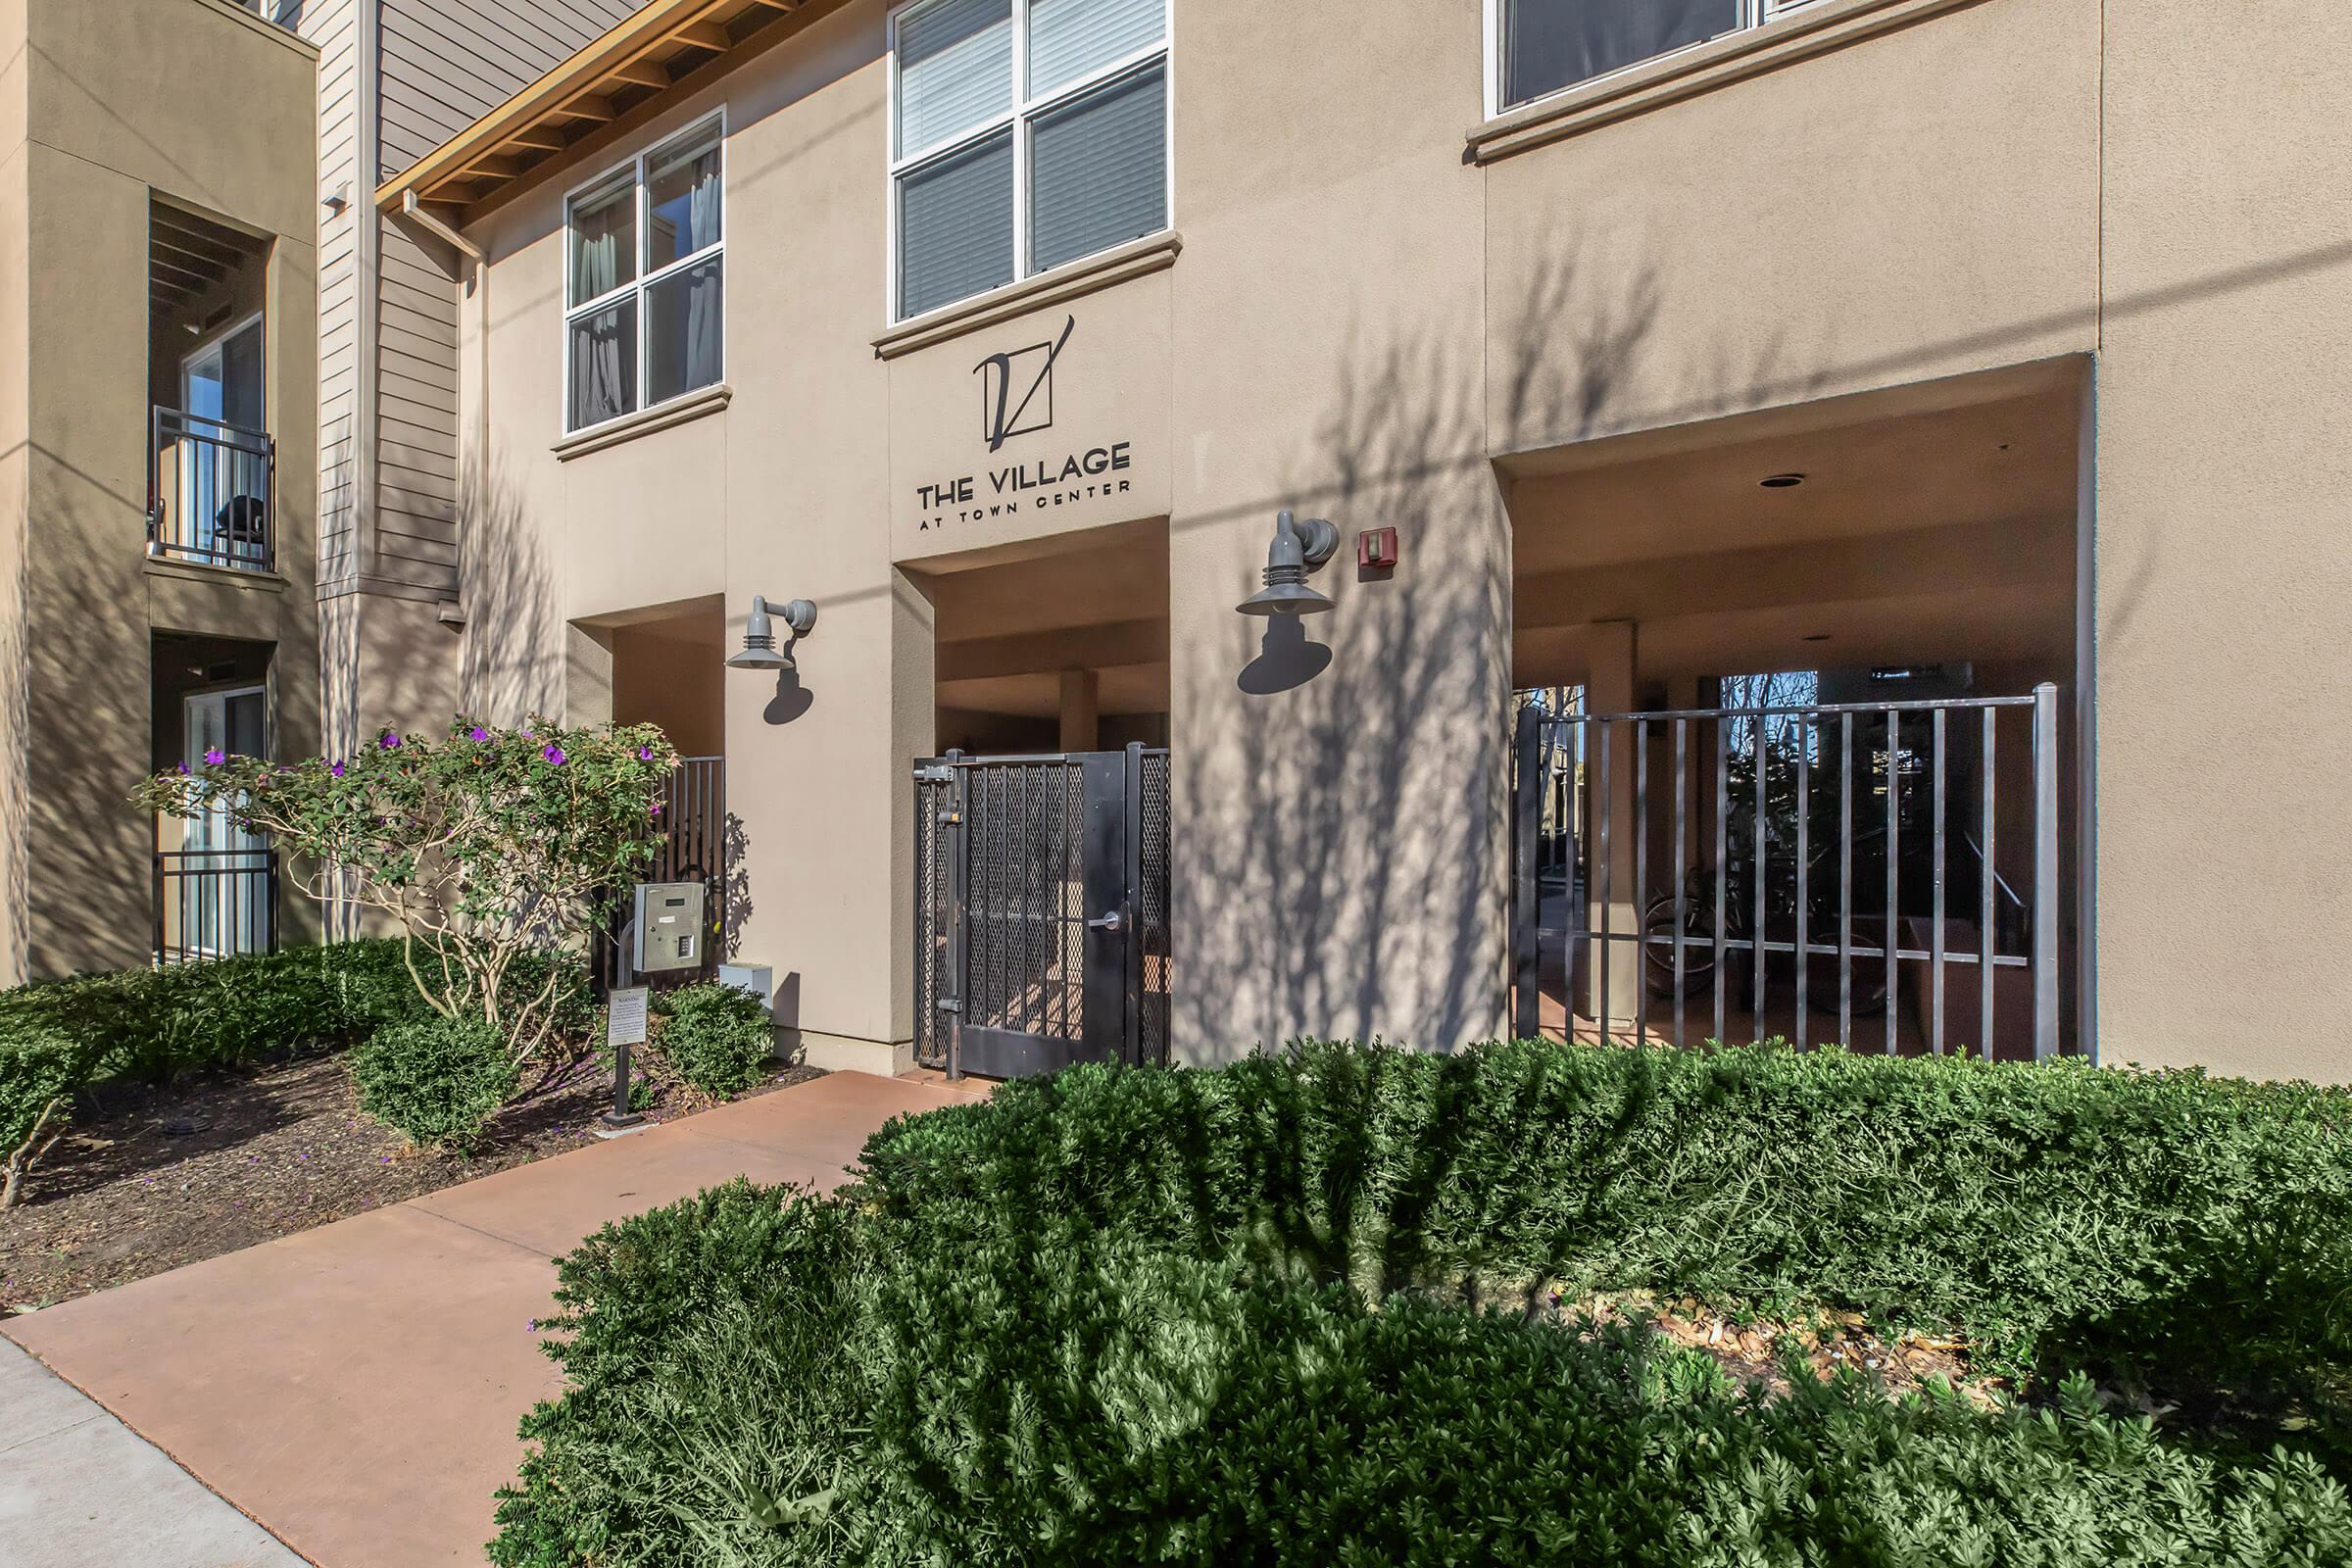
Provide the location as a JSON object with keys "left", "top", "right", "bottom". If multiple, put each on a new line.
{"left": 0, "top": 939, "right": 422, "bottom": 1082}
{"left": 490, "top": 1042, "right": 2352, "bottom": 1567}
{"left": 863, "top": 1040, "right": 2352, "bottom": 1390}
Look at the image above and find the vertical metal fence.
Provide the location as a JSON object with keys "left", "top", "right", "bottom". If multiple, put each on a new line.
{"left": 1512, "top": 683, "right": 2064, "bottom": 1059}
{"left": 153, "top": 849, "right": 279, "bottom": 965}
{"left": 148, "top": 407, "right": 274, "bottom": 572}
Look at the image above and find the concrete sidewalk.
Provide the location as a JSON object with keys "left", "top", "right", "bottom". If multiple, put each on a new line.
{"left": 0, "top": 1337, "right": 304, "bottom": 1567}
{"left": 2, "top": 1070, "right": 984, "bottom": 1566}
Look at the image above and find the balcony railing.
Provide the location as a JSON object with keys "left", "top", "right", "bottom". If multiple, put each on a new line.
{"left": 149, "top": 407, "right": 274, "bottom": 573}
{"left": 154, "top": 848, "right": 279, "bottom": 966}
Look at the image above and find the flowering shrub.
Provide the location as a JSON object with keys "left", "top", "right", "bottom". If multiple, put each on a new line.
{"left": 135, "top": 719, "right": 677, "bottom": 1068}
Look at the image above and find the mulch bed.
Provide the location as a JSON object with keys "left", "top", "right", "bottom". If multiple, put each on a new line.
{"left": 0, "top": 1051, "right": 822, "bottom": 1314}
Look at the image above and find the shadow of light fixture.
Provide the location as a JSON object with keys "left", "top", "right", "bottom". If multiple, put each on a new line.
{"left": 725, "top": 595, "right": 817, "bottom": 671}
{"left": 1237, "top": 510, "right": 1339, "bottom": 616}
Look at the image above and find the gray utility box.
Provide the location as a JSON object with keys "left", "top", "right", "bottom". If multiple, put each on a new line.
{"left": 632, "top": 882, "right": 707, "bottom": 973}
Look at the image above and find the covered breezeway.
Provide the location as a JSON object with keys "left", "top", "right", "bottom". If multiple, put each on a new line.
{"left": 1502, "top": 358, "right": 2090, "bottom": 1059}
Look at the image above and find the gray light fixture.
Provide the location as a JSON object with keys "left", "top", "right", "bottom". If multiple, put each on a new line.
{"left": 725, "top": 594, "right": 818, "bottom": 671}
{"left": 1237, "top": 510, "right": 1339, "bottom": 616}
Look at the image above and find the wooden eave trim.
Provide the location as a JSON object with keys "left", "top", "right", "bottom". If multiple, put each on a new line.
{"left": 373, "top": 0, "right": 810, "bottom": 217}
{"left": 381, "top": 0, "right": 843, "bottom": 232}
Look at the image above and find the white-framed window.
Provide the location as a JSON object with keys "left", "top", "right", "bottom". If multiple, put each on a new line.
{"left": 888, "top": 0, "right": 1170, "bottom": 322}
{"left": 1487, "top": 0, "right": 1825, "bottom": 117}
{"left": 564, "top": 114, "right": 726, "bottom": 435}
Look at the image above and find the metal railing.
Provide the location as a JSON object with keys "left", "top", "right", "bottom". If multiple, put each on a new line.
{"left": 148, "top": 407, "right": 274, "bottom": 572}
{"left": 154, "top": 849, "right": 279, "bottom": 966}
{"left": 1511, "top": 683, "right": 2065, "bottom": 1060}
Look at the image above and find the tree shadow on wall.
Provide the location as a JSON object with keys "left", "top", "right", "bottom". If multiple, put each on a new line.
{"left": 1174, "top": 237, "right": 1726, "bottom": 1060}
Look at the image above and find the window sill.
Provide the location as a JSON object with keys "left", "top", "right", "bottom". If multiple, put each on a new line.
{"left": 553, "top": 382, "right": 732, "bottom": 461}
{"left": 1467, "top": 0, "right": 1979, "bottom": 165}
{"left": 873, "top": 231, "right": 1183, "bottom": 362}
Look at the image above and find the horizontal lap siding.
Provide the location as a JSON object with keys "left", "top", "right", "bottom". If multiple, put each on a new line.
{"left": 368, "top": 0, "right": 646, "bottom": 596}
{"left": 306, "top": 0, "right": 364, "bottom": 592}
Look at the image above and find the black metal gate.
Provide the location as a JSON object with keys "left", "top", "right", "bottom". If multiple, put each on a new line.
{"left": 914, "top": 745, "right": 1171, "bottom": 1078}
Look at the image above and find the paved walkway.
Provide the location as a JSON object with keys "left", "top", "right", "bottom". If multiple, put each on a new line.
{"left": 1, "top": 1337, "right": 304, "bottom": 1567}
{"left": 1, "top": 1071, "right": 983, "bottom": 1567}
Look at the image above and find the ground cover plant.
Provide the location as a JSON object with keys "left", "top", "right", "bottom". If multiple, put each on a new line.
{"left": 490, "top": 1040, "right": 2352, "bottom": 1566}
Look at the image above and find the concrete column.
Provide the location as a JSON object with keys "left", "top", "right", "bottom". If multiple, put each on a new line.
{"left": 1585, "top": 621, "right": 1641, "bottom": 1031}
{"left": 1057, "top": 668, "right": 1099, "bottom": 752}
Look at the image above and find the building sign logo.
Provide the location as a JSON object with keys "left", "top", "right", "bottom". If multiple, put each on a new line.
{"left": 977, "top": 314, "right": 1074, "bottom": 452}
{"left": 911, "top": 313, "right": 1139, "bottom": 533}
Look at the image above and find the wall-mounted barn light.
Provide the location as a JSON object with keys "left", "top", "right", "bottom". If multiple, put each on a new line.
{"left": 1237, "top": 510, "right": 1339, "bottom": 616}
{"left": 724, "top": 595, "right": 818, "bottom": 671}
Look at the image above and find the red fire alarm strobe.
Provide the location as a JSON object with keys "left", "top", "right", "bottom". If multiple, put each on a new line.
{"left": 1357, "top": 526, "right": 1399, "bottom": 570}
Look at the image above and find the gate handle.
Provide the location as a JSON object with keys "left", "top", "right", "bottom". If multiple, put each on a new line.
{"left": 1087, "top": 909, "right": 1125, "bottom": 933}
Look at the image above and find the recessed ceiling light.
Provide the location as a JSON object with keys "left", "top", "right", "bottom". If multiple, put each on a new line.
{"left": 1760, "top": 472, "right": 1806, "bottom": 489}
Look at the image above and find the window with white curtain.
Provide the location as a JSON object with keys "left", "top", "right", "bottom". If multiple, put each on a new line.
{"left": 1494, "top": 0, "right": 1824, "bottom": 115}
{"left": 564, "top": 116, "right": 726, "bottom": 434}
{"left": 890, "top": 0, "right": 1169, "bottom": 321}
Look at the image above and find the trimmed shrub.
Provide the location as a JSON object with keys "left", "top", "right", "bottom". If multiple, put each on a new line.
{"left": 1, "top": 1012, "right": 102, "bottom": 1210}
{"left": 487, "top": 1042, "right": 2352, "bottom": 1567}
{"left": 860, "top": 1041, "right": 2352, "bottom": 1393}
{"left": 489, "top": 1181, "right": 867, "bottom": 1568}
{"left": 653, "top": 984, "right": 776, "bottom": 1101}
{"left": 0, "top": 939, "right": 427, "bottom": 1084}
{"left": 350, "top": 1014, "right": 516, "bottom": 1152}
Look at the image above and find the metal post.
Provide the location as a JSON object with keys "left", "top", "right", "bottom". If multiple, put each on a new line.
{"left": 947, "top": 758, "right": 970, "bottom": 1080}
{"left": 1123, "top": 742, "right": 1146, "bottom": 1066}
{"left": 1512, "top": 706, "right": 1540, "bottom": 1040}
{"left": 603, "top": 917, "right": 642, "bottom": 1131}
{"left": 2032, "top": 682, "right": 2061, "bottom": 1058}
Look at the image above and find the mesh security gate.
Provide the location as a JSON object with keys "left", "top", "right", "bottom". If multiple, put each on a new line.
{"left": 1511, "top": 685, "right": 2068, "bottom": 1060}
{"left": 914, "top": 746, "right": 1171, "bottom": 1078}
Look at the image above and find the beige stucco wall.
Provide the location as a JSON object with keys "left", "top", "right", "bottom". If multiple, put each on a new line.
{"left": 2090, "top": 1, "right": 2352, "bottom": 1083}
{"left": 428, "top": 0, "right": 2351, "bottom": 1079}
{"left": 0, "top": 0, "right": 318, "bottom": 982}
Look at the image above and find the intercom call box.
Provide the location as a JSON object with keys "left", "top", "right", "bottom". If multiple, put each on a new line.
{"left": 631, "top": 881, "right": 707, "bottom": 973}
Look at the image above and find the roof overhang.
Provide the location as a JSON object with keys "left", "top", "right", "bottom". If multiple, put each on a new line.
{"left": 374, "top": 0, "right": 822, "bottom": 226}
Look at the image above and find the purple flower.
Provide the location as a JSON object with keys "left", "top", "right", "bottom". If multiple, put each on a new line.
{"left": 204, "top": 748, "right": 225, "bottom": 765}
{"left": 379, "top": 732, "right": 402, "bottom": 750}
{"left": 650, "top": 803, "right": 664, "bottom": 818}
{"left": 468, "top": 726, "right": 491, "bottom": 743}
{"left": 519, "top": 728, "right": 536, "bottom": 740}
{"left": 330, "top": 761, "right": 346, "bottom": 778}
{"left": 637, "top": 746, "right": 657, "bottom": 761}
{"left": 543, "top": 744, "right": 566, "bottom": 765}
{"left": 175, "top": 761, "right": 190, "bottom": 775}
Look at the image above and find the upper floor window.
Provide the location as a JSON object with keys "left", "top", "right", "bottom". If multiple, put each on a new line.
{"left": 889, "top": 0, "right": 1169, "bottom": 321}
{"left": 564, "top": 117, "right": 726, "bottom": 434}
{"left": 1494, "top": 1, "right": 1821, "bottom": 115}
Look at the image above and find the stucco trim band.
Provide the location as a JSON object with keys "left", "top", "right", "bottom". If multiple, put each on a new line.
{"left": 552, "top": 382, "right": 733, "bottom": 461}
{"left": 1466, "top": 0, "right": 1984, "bottom": 165}
{"left": 871, "top": 231, "right": 1184, "bottom": 361}
{"left": 188, "top": 0, "right": 321, "bottom": 61}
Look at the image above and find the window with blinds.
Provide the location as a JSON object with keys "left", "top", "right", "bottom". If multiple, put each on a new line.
{"left": 1495, "top": 0, "right": 1824, "bottom": 114}
{"left": 891, "top": 0, "right": 1169, "bottom": 321}
{"left": 564, "top": 117, "right": 727, "bottom": 434}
